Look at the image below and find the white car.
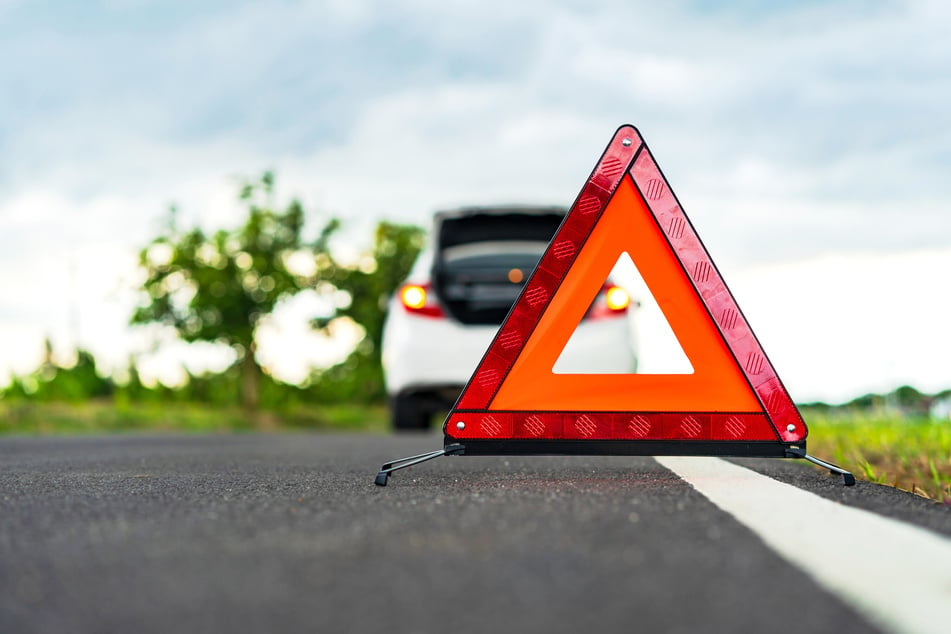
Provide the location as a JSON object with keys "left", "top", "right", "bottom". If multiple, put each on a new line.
{"left": 381, "top": 206, "right": 638, "bottom": 430}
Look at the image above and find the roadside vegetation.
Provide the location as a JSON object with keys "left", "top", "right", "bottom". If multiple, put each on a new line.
{"left": 803, "top": 411, "right": 951, "bottom": 504}
{"left": 1, "top": 171, "right": 948, "bottom": 503}
{"left": 0, "top": 400, "right": 388, "bottom": 435}
{"left": 3, "top": 377, "right": 949, "bottom": 502}
{"left": 2, "top": 172, "right": 408, "bottom": 437}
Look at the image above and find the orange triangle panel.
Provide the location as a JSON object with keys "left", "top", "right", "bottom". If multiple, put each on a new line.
{"left": 443, "top": 125, "right": 806, "bottom": 455}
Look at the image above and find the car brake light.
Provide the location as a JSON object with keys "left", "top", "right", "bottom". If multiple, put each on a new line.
{"left": 399, "top": 283, "right": 445, "bottom": 318}
{"left": 586, "top": 284, "right": 630, "bottom": 319}
{"left": 401, "top": 285, "right": 427, "bottom": 309}
{"left": 605, "top": 285, "right": 630, "bottom": 311}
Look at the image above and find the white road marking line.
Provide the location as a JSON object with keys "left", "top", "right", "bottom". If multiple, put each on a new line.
{"left": 657, "top": 456, "right": 951, "bottom": 634}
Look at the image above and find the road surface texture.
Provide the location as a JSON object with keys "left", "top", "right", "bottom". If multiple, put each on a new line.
{"left": 1, "top": 433, "right": 949, "bottom": 634}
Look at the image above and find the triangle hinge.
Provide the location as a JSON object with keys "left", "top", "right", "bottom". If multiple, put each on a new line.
{"left": 374, "top": 444, "right": 466, "bottom": 487}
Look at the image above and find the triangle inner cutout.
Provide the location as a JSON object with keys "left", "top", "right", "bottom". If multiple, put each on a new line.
{"left": 552, "top": 251, "right": 693, "bottom": 375}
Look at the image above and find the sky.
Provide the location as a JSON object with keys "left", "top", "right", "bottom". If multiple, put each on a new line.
{"left": 0, "top": 0, "right": 948, "bottom": 404}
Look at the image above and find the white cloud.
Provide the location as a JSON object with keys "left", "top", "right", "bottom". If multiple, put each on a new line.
{"left": 732, "top": 248, "right": 951, "bottom": 403}
{"left": 1, "top": 0, "right": 949, "bottom": 400}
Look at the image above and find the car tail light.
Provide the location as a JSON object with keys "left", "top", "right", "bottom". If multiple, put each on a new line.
{"left": 605, "top": 285, "right": 630, "bottom": 311}
{"left": 399, "top": 283, "right": 445, "bottom": 318}
{"left": 587, "top": 284, "right": 630, "bottom": 319}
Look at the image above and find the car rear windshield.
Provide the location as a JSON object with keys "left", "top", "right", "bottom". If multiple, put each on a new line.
{"left": 436, "top": 241, "right": 548, "bottom": 325}
{"left": 432, "top": 210, "right": 566, "bottom": 325}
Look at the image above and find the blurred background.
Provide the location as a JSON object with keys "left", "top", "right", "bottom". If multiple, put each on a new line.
{"left": 1, "top": 0, "right": 949, "bottom": 450}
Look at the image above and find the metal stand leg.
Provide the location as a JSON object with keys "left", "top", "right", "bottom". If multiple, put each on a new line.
{"left": 374, "top": 444, "right": 465, "bottom": 486}
{"left": 787, "top": 447, "right": 855, "bottom": 486}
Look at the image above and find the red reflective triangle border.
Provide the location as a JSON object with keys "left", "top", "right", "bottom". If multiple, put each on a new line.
{"left": 444, "top": 124, "right": 805, "bottom": 449}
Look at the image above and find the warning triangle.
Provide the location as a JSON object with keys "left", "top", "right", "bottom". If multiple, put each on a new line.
{"left": 444, "top": 125, "right": 806, "bottom": 457}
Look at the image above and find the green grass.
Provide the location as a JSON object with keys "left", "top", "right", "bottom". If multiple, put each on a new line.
{"left": 803, "top": 411, "right": 951, "bottom": 503}
{"left": 0, "top": 399, "right": 389, "bottom": 435}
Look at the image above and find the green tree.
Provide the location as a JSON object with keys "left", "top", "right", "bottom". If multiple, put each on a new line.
{"left": 131, "top": 172, "right": 339, "bottom": 410}
{"left": 321, "top": 221, "right": 425, "bottom": 401}
{"left": 0, "top": 340, "right": 113, "bottom": 402}
{"left": 42, "top": 348, "right": 113, "bottom": 401}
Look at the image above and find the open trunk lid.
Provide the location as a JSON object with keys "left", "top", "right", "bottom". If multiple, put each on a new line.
{"left": 431, "top": 207, "right": 565, "bottom": 325}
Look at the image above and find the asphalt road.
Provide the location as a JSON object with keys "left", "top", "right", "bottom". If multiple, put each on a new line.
{"left": 1, "top": 433, "right": 948, "bottom": 634}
